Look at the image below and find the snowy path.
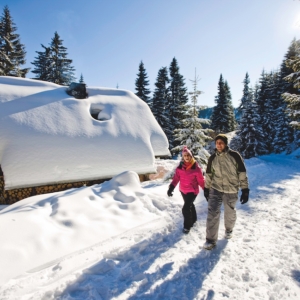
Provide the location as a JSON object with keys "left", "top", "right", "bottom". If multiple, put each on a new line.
{"left": 1, "top": 155, "right": 300, "bottom": 299}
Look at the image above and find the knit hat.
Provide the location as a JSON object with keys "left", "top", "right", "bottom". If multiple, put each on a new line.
{"left": 182, "top": 146, "right": 193, "bottom": 157}
{"left": 215, "top": 134, "right": 228, "bottom": 145}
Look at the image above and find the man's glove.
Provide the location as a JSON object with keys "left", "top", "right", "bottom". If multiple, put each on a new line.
{"left": 167, "top": 184, "right": 175, "bottom": 197}
{"left": 204, "top": 188, "right": 210, "bottom": 202}
{"left": 240, "top": 188, "right": 249, "bottom": 204}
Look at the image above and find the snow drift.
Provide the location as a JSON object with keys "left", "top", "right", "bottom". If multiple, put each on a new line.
{"left": 0, "top": 170, "right": 168, "bottom": 285}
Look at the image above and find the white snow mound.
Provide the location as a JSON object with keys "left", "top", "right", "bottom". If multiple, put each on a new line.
{"left": 0, "top": 170, "right": 165, "bottom": 285}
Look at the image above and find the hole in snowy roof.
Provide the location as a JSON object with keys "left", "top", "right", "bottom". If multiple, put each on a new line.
{"left": 90, "top": 104, "right": 110, "bottom": 121}
{"left": 90, "top": 108, "right": 101, "bottom": 120}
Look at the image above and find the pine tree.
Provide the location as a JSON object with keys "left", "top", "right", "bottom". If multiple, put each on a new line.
{"left": 48, "top": 32, "right": 76, "bottom": 85}
{"left": 79, "top": 73, "right": 85, "bottom": 83}
{"left": 282, "top": 48, "right": 300, "bottom": 148}
{"left": 210, "top": 74, "right": 235, "bottom": 134}
{"left": 257, "top": 71, "right": 286, "bottom": 154}
{"left": 266, "top": 71, "right": 281, "bottom": 153}
{"left": 31, "top": 32, "right": 75, "bottom": 85}
{"left": 240, "top": 94, "right": 263, "bottom": 159}
{"left": 31, "top": 45, "right": 51, "bottom": 81}
{"left": 255, "top": 70, "right": 275, "bottom": 154}
{"left": 0, "top": 34, "right": 12, "bottom": 75}
{"left": 235, "top": 72, "right": 250, "bottom": 126}
{"left": 263, "top": 70, "right": 290, "bottom": 153}
{"left": 283, "top": 58, "right": 300, "bottom": 130}
{"left": 273, "top": 103, "right": 295, "bottom": 153}
{"left": 279, "top": 38, "right": 300, "bottom": 95}
{"left": 151, "top": 67, "right": 171, "bottom": 137}
{"left": 135, "top": 61, "right": 151, "bottom": 106}
{"left": 224, "top": 80, "right": 236, "bottom": 131}
{"left": 273, "top": 39, "right": 300, "bottom": 153}
{"left": 0, "top": 5, "right": 29, "bottom": 77}
{"left": 237, "top": 73, "right": 252, "bottom": 153}
{"left": 238, "top": 72, "right": 250, "bottom": 112}
{"left": 172, "top": 70, "right": 212, "bottom": 166}
{"left": 237, "top": 75, "right": 265, "bottom": 158}
{"left": 167, "top": 57, "right": 189, "bottom": 151}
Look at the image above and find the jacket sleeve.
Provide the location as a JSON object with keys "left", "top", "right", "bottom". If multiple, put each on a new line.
{"left": 171, "top": 167, "right": 180, "bottom": 188}
{"left": 197, "top": 166, "right": 205, "bottom": 190}
{"left": 230, "top": 151, "right": 249, "bottom": 190}
{"left": 238, "top": 166, "right": 249, "bottom": 190}
{"left": 205, "top": 154, "right": 215, "bottom": 189}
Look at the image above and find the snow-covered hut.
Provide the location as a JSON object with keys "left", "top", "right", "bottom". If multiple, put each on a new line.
{"left": 0, "top": 77, "right": 170, "bottom": 203}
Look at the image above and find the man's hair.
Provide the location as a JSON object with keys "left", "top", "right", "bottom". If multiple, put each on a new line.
{"left": 215, "top": 134, "right": 228, "bottom": 145}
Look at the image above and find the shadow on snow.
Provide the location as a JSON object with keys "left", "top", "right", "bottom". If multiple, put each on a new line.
{"left": 59, "top": 225, "right": 227, "bottom": 299}
{"left": 127, "top": 240, "right": 228, "bottom": 300}
{"left": 292, "top": 270, "right": 300, "bottom": 286}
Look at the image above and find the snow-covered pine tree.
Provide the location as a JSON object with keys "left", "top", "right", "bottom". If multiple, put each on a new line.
{"left": 255, "top": 70, "right": 275, "bottom": 154}
{"left": 135, "top": 61, "right": 151, "bottom": 106}
{"left": 265, "top": 71, "right": 282, "bottom": 153}
{"left": 237, "top": 75, "right": 265, "bottom": 158}
{"left": 168, "top": 57, "right": 189, "bottom": 152}
{"left": 47, "top": 32, "right": 76, "bottom": 85}
{"left": 172, "top": 70, "right": 212, "bottom": 166}
{"left": 273, "top": 39, "right": 300, "bottom": 153}
{"left": 210, "top": 74, "right": 234, "bottom": 134}
{"left": 282, "top": 49, "right": 300, "bottom": 148}
{"left": 0, "top": 5, "right": 29, "bottom": 77}
{"left": 279, "top": 38, "right": 300, "bottom": 96}
{"left": 0, "top": 33, "right": 12, "bottom": 76}
{"left": 238, "top": 72, "right": 250, "bottom": 113}
{"left": 262, "top": 70, "right": 288, "bottom": 153}
{"left": 151, "top": 67, "right": 172, "bottom": 139}
{"left": 224, "top": 80, "right": 236, "bottom": 132}
{"left": 236, "top": 73, "right": 251, "bottom": 153}
{"left": 252, "top": 83, "right": 269, "bottom": 155}
{"left": 31, "top": 45, "right": 51, "bottom": 81}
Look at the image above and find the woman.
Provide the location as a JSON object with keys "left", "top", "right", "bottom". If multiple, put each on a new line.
{"left": 167, "top": 146, "right": 205, "bottom": 234}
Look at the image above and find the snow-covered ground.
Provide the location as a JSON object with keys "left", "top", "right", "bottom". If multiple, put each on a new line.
{"left": 0, "top": 152, "right": 300, "bottom": 299}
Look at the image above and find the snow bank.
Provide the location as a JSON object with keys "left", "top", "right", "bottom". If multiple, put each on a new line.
{"left": 0, "top": 77, "right": 170, "bottom": 189}
{"left": 0, "top": 171, "right": 167, "bottom": 285}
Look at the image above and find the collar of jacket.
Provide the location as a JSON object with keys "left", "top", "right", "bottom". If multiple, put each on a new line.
{"left": 179, "top": 160, "right": 197, "bottom": 169}
{"left": 215, "top": 146, "right": 229, "bottom": 156}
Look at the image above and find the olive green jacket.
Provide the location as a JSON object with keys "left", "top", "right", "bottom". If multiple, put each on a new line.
{"left": 205, "top": 147, "right": 249, "bottom": 193}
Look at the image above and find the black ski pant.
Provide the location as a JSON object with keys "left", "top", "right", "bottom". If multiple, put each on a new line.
{"left": 181, "top": 192, "right": 198, "bottom": 230}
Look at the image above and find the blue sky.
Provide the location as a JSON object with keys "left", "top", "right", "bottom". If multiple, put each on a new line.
{"left": 1, "top": 0, "right": 300, "bottom": 107}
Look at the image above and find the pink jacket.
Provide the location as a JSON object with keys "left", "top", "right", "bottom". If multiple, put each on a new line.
{"left": 171, "top": 161, "right": 205, "bottom": 195}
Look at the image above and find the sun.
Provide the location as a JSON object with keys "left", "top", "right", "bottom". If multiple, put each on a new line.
{"left": 293, "top": 15, "right": 300, "bottom": 29}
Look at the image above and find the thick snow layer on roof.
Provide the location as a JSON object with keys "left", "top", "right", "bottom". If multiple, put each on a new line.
{"left": 0, "top": 77, "right": 169, "bottom": 189}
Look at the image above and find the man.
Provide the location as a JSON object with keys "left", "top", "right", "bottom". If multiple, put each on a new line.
{"left": 203, "top": 134, "right": 249, "bottom": 250}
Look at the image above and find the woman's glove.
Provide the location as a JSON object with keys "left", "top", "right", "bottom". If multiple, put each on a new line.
{"left": 167, "top": 184, "right": 175, "bottom": 197}
{"left": 240, "top": 188, "right": 249, "bottom": 204}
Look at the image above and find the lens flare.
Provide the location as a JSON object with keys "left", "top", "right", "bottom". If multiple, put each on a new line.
{"left": 294, "top": 15, "right": 300, "bottom": 28}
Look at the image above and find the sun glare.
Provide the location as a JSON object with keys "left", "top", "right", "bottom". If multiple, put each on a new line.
{"left": 293, "top": 15, "right": 300, "bottom": 29}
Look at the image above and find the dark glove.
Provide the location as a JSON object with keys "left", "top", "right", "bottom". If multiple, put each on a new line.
{"left": 240, "top": 188, "right": 249, "bottom": 204}
{"left": 167, "top": 184, "right": 175, "bottom": 197}
{"left": 204, "top": 188, "right": 210, "bottom": 202}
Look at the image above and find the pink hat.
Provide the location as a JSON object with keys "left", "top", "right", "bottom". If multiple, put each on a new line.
{"left": 182, "top": 146, "right": 192, "bottom": 157}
